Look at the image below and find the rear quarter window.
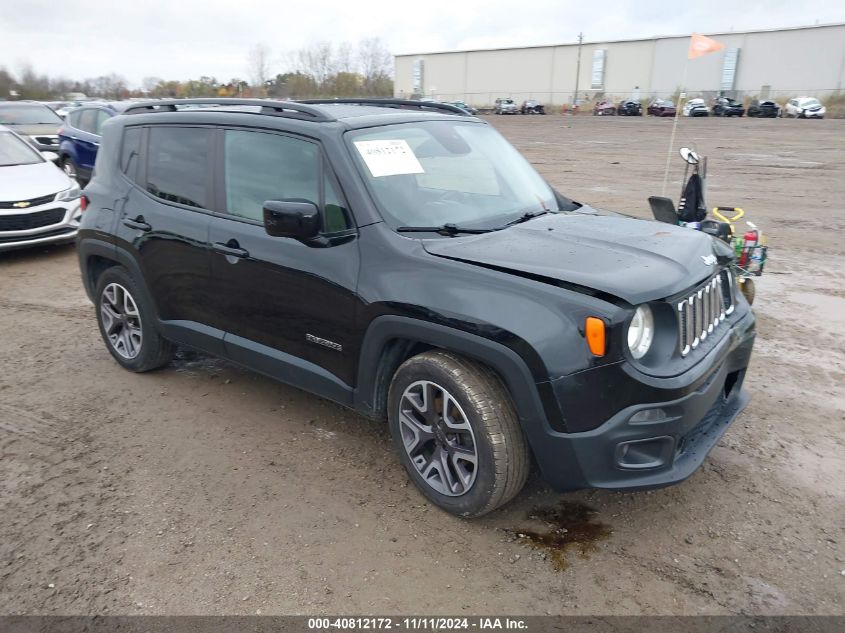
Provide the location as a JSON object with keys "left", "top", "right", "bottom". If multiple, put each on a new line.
{"left": 120, "top": 127, "right": 143, "bottom": 183}
{"left": 77, "top": 109, "right": 97, "bottom": 134}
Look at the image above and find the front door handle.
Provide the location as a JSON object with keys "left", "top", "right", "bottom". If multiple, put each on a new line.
{"left": 123, "top": 216, "right": 151, "bottom": 231}
{"left": 213, "top": 241, "right": 249, "bottom": 259}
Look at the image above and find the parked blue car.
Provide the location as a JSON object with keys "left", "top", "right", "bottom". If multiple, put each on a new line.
{"left": 58, "top": 102, "right": 129, "bottom": 185}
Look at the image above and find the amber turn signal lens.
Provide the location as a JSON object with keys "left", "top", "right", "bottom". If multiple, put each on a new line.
{"left": 585, "top": 317, "right": 606, "bottom": 357}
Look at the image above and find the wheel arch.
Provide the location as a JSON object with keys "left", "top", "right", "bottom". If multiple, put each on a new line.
{"left": 355, "top": 316, "right": 552, "bottom": 440}
{"left": 58, "top": 141, "right": 78, "bottom": 163}
{"left": 77, "top": 239, "right": 159, "bottom": 316}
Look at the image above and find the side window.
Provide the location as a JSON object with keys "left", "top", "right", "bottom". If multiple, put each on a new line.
{"left": 223, "top": 130, "right": 319, "bottom": 223}
{"left": 146, "top": 127, "right": 212, "bottom": 209}
{"left": 95, "top": 110, "right": 111, "bottom": 135}
{"left": 67, "top": 110, "right": 80, "bottom": 128}
{"left": 120, "top": 127, "right": 142, "bottom": 183}
{"left": 77, "top": 109, "right": 97, "bottom": 133}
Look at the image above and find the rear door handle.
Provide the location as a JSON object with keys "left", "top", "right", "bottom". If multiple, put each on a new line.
{"left": 213, "top": 241, "right": 249, "bottom": 259}
{"left": 123, "top": 217, "right": 151, "bottom": 231}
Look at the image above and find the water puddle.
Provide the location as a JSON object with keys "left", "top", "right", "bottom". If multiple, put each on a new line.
{"left": 506, "top": 501, "right": 612, "bottom": 571}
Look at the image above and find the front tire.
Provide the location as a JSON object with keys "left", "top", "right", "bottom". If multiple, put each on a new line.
{"left": 387, "top": 351, "right": 530, "bottom": 518}
{"left": 94, "top": 266, "right": 175, "bottom": 372}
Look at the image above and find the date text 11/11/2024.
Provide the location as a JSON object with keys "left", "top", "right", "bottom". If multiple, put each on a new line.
{"left": 307, "top": 617, "right": 528, "bottom": 630}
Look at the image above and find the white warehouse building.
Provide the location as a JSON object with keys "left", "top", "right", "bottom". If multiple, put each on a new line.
{"left": 394, "top": 23, "right": 845, "bottom": 107}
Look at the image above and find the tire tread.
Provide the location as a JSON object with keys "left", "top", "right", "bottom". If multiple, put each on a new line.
{"left": 390, "top": 350, "right": 530, "bottom": 517}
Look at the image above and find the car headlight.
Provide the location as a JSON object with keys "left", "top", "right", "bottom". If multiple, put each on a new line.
{"left": 627, "top": 305, "right": 655, "bottom": 360}
{"left": 56, "top": 183, "right": 81, "bottom": 202}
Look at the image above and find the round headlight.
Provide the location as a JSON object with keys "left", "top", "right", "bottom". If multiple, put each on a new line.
{"left": 627, "top": 305, "right": 654, "bottom": 360}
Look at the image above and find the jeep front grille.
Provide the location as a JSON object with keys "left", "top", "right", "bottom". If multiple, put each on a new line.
{"left": 676, "top": 270, "right": 735, "bottom": 357}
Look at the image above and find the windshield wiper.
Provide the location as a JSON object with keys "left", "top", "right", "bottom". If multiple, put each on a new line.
{"left": 397, "top": 223, "right": 494, "bottom": 236}
{"left": 505, "top": 210, "right": 552, "bottom": 226}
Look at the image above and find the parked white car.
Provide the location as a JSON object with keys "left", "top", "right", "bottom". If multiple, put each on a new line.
{"left": 784, "top": 97, "right": 826, "bottom": 119}
{"left": 0, "top": 125, "right": 82, "bottom": 251}
{"left": 683, "top": 98, "right": 710, "bottom": 117}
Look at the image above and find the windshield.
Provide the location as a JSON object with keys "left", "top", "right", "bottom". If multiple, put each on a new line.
{"left": 0, "top": 104, "right": 63, "bottom": 125}
{"left": 348, "top": 121, "right": 557, "bottom": 230}
{"left": 801, "top": 99, "right": 821, "bottom": 107}
{"left": 0, "top": 132, "right": 43, "bottom": 166}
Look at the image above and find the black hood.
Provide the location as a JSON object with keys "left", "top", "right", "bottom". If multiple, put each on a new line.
{"left": 422, "top": 211, "right": 732, "bottom": 305}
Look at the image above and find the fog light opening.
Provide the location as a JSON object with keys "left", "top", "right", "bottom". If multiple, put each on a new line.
{"left": 615, "top": 436, "right": 674, "bottom": 470}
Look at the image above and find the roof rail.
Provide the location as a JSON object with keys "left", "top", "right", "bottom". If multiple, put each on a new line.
{"left": 298, "top": 98, "right": 470, "bottom": 116}
{"left": 122, "top": 98, "right": 334, "bottom": 122}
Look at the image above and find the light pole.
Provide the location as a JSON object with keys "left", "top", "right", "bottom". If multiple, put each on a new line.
{"left": 573, "top": 32, "right": 583, "bottom": 113}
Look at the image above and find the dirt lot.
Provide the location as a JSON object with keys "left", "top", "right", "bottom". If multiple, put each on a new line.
{"left": 1, "top": 115, "right": 843, "bottom": 616}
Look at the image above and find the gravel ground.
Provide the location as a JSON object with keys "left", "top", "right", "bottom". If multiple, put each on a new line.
{"left": 1, "top": 115, "right": 843, "bottom": 615}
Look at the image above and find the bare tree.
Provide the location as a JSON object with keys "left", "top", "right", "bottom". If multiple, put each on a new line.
{"left": 15, "top": 63, "right": 52, "bottom": 100}
{"left": 293, "top": 41, "right": 335, "bottom": 86}
{"left": 358, "top": 38, "right": 393, "bottom": 83}
{"left": 142, "top": 76, "right": 163, "bottom": 94}
{"left": 335, "top": 42, "right": 355, "bottom": 74}
{"left": 0, "top": 68, "right": 14, "bottom": 98}
{"left": 89, "top": 74, "right": 128, "bottom": 99}
{"left": 247, "top": 43, "right": 272, "bottom": 90}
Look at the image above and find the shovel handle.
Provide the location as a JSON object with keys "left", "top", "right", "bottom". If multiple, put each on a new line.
{"left": 713, "top": 206, "right": 744, "bottom": 223}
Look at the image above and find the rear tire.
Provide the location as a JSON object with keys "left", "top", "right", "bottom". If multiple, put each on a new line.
{"left": 94, "top": 266, "right": 175, "bottom": 372}
{"left": 387, "top": 351, "right": 530, "bottom": 518}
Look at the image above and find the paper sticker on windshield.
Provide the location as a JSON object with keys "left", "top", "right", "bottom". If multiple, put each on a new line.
{"left": 353, "top": 140, "right": 424, "bottom": 177}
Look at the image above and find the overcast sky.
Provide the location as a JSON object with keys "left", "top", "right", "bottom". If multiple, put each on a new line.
{"left": 1, "top": 0, "right": 842, "bottom": 86}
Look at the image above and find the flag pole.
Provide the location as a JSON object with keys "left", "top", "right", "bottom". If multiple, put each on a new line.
{"left": 661, "top": 58, "right": 689, "bottom": 197}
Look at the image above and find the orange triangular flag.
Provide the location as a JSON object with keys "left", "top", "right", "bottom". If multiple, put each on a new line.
{"left": 688, "top": 33, "right": 726, "bottom": 59}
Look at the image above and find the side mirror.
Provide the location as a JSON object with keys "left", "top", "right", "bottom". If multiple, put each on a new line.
{"left": 41, "top": 151, "right": 60, "bottom": 163}
{"left": 263, "top": 200, "right": 320, "bottom": 240}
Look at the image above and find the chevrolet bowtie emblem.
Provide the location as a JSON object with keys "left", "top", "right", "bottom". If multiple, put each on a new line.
{"left": 12, "top": 201, "right": 31, "bottom": 208}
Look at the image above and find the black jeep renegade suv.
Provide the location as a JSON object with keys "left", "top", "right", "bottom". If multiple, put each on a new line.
{"left": 77, "top": 98, "right": 756, "bottom": 517}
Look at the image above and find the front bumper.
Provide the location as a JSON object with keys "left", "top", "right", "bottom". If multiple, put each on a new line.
{"left": 0, "top": 201, "right": 82, "bottom": 251}
{"left": 529, "top": 309, "right": 756, "bottom": 491}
